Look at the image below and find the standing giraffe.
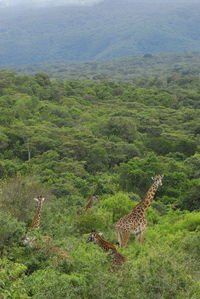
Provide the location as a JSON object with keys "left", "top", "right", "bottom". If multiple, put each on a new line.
{"left": 87, "top": 232, "right": 127, "bottom": 267}
{"left": 115, "top": 174, "right": 163, "bottom": 247}
{"left": 77, "top": 195, "right": 99, "bottom": 215}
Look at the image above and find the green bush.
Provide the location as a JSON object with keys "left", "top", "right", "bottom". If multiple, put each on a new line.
{"left": 74, "top": 208, "right": 112, "bottom": 234}
{"left": 174, "top": 213, "right": 200, "bottom": 232}
{"left": 24, "top": 268, "right": 86, "bottom": 298}
{"left": 0, "top": 258, "right": 28, "bottom": 298}
{"left": 101, "top": 192, "right": 135, "bottom": 222}
{"left": 120, "top": 246, "right": 198, "bottom": 299}
{"left": 0, "top": 176, "right": 52, "bottom": 223}
{"left": 182, "top": 233, "right": 200, "bottom": 259}
{"left": 0, "top": 211, "right": 24, "bottom": 250}
{"left": 179, "top": 179, "right": 200, "bottom": 211}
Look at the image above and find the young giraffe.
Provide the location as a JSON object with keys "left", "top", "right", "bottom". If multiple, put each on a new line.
{"left": 21, "top": 196, "right": 72, "bottom": 261}
{"left": 115, "top": 174, "right": 163, "bottom": 247}
{"left": 87, "top": 232, "right": 127, "bottom": 267}
{"left": 77, "top": 195, "right": 99, "bottom": 215}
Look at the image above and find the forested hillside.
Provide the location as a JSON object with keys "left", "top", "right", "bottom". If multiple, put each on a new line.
{"left": 0, "top": 71, "right": 200, "bottom": 298}
{"left": 15, "top": 52, "right": 200, "bottom": 81}
{"left": 1, "top": 0, "right": 200, "bottom": 65}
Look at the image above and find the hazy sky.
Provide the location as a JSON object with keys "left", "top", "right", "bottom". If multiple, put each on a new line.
{"left": 0, "top": 0, "right": 103, "bottom": 7}
{"left": 0, "top": 0, "right": 199, "bottom": 9}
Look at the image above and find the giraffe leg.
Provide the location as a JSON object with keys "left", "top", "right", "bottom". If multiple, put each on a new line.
{"left": 139, "top": 225, "right": 147, "bottom": 243}
{"left": 120, "top": 230, "right": 130, "bottom": 248}
{"left": 116, "top": 229, "right": 123, "bottom": 247}
{"left": 134, "top": 233, "right": 140, "bottom": 242}
{"left": 139, "top": 231, "right": 145, "bottom": 243}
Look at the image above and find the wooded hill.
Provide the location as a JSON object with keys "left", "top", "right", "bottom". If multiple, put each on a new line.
{"left": 1, "top": 0, "right": 200, "bottom": 65}
{"left": 14, "top": 52, "right": 200, "bottom": 81}
{"left": 0, "top": 71, "right": 199, "bottom": 298}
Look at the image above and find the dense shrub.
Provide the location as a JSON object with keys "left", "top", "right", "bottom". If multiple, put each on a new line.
{"left": 74, "top": 208, "right": 112, "bottom": 234}
{"left": 101, "top": 192, "right": 135, "bottom": 222}
{"left": 0, "top": 212, "right": 24, "bottom": 251}
{"left": 0, "top": 258, "right": 28, "bottom": 298}
{"left": 0, "top": 176, "right": 52, "bottom": 223}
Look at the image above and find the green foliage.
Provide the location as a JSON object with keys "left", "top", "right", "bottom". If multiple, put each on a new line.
{"left": 174, "top": 212, "right": 200, "bottom": 232}
{"left": 0, "top": 176, "right": 52, "bottom": 222}
{"left": 182, "top": 233, "right": 200, "bottom": 258}
{"left": 185, "top": 153, "right": 200, "bottom": 179}
{"left": 118, "top": 154, "right": 163, "bottom": 193}
{"left": 0, "top": 258, "right": 28, "bottom": 298}
{"left": 122, "top": 248, "right": 198, "bottom": 299}
{"left": 74, "top": 208, "right": 112, "bottom": 234}
{"left": 101, "top": 116, "right": 137, "bottom": 142}
{"left": 2, "top": 0, "right": 200, "bottom": 66}
{"left": 0, "top": 159, "right": 20, "bottom": 177}
{"left": 15, "top": 52, "right": 200, "bottom": 82}
{"left": 0, "top": 71, "right": 199, "bottom": 299}
{"left": 0, "top": 212, "right": 24, "bottom": 250}
{"left": 24, "top": 268, "right": 87, "bottom": 298}
{"left": 179, "top": 179, "right": 200, "bottom": 211}
{"left": 101, "top": 192, "right": 134, "bottom": 222}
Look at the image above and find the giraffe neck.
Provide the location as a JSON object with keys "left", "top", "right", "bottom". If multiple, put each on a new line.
{"left": 84, "top": 196, "right": 98, "bottom": 210}
{"left": 133, "top": 183, "right": 158, "bottom": 215}
{"left": 95, "top": 234, "right": 117, "bottom": 253}
{"left": 94, "top": 234, "right": 127, "bottom": 267}
{"left": 30, "top": 199, "right": 44, "bottom": 229}
{"left": 84, "top": 197, "right": 93, "bottom": 210}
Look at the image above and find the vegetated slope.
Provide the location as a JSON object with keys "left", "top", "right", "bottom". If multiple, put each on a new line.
{"left": 14, "top": 52, "right": 200, "bottom": 81}
{"left": 0, "top": 71, "right": 199, "bottom": 298}
{"left": 1, "top": 0, "right": 200, "bottom": 65}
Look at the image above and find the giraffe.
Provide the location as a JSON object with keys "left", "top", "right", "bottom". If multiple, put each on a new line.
{"left": 21, "top": 196, "right": 72, "bottom": 262}
{"left": 115, "top": 174, "right": 164, "bottom": 247}
{"left": 21, "top": 234, "right": 73, "bottom": 261}
{"left": 29, "top": 195, "right": 45, "bottom": 229}
{"left": 77, "top": 195, "right": 99, "bottom": 215}
{"left": 21, "top": 195, "right": 45, "bottom": 247}
{"left": 46, "top": 244, "right": 73, "bottom": 261}
{"left": 87, "top": 232, "right": 127, "bottom": 267}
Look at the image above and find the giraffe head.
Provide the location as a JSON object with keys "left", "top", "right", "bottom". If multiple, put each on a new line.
{"left": 92, "top": 195, "right": 99, "bottom": 201}
{"left": 21, "top": 235, "right": 36, "bottom": 247}
{"left": 151, "top": 175, "right": 164, "bottom": 187}
{"left": 87, "top": 232, "right": 103, "bottom": 242}
{"left": 33, "top": 195, "right": 45, "bottom": 203}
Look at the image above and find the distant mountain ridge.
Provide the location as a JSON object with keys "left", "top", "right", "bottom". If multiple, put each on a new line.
{"left": 1, "top": 0, "right": 200, "bottom": 66}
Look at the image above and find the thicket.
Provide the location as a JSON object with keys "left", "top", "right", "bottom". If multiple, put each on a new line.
{"left": 0, "top": 71, "right": 199, "bottom": 298}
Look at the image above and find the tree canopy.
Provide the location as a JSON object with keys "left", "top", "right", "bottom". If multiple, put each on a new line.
{"left": 0, "top": 70, "right": 199, "bottom": 298}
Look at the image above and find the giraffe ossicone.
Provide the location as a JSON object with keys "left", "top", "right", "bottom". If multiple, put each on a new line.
{"left": 33, "top": 196, "right": 45, "bottom": 203}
